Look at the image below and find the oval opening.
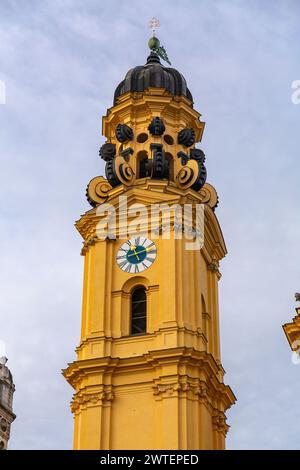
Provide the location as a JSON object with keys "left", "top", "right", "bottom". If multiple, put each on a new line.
{"left": 164, "top": 134, "right": 174, "bottom": 145}
{"left": 137, "top": 133, "right": 148, "bottom": 143}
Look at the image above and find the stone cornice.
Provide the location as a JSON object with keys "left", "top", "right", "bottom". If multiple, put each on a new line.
{"left": 76, "top": 180, "right": 226, "bottom": 261}
{"left": 102, "top": 89, "right": 204, "bottom": 143}
{"left": 64, "top": 347, "right": 236, "bottom": 414}
{"left": 62, "top": 357, "right": 119, "bottom": 389}
{"left": 144, "top": 348, "right": 236, "bottom": 411}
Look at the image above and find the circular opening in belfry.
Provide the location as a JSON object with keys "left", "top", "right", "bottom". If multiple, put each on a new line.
{"left": 164, "top": 134, "right": 174, "bottom": 145}
{"left": 137, "top": 133, "right": 148, "bottom": 143}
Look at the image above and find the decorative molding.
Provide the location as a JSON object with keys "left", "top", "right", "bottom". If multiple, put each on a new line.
{"left": 153, "top": 378, "right": 210, "bottom": 405}
{"left": 71, "top": 387, "right": 115, "bottom": 413}
{"left": 153, "top": 383, "right": 181, "bottom": 396}
{"left": 212, "top": 410, "right": 229, "bottom": 435}
{"left": 199, "top": 183, "right": 219, "bottom": 211}
{"left": 207, "top": 260, "right": 220, "bottom": 273}
{"left": 80, "top": 235, "right": 97, "bottom": 256}
{"left": 144, "top": 348, "right": 236, "bottom": 412}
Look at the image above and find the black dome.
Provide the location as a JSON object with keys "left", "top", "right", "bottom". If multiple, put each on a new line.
{"left": 113, "top": 51, "right": 193, "bottom": 105}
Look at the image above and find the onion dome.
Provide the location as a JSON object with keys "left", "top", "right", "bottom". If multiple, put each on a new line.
{"left": 113, "top": 48, "right": 193, "bottom": 105}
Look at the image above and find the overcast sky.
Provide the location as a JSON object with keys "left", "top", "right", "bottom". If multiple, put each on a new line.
{"left": 0, "top": 0, "right": 299, "bottom": 450}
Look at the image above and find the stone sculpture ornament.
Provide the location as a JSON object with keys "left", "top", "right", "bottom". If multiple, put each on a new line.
{"left": 190, "top": 149, "right": 207, "bottom": 190}
{"left": 199, "top": 183, "right": 219, "bottom": 211}
{"left": 99, "top": 142, "right": 134, "bottom": 187}
{"left": 148, "top": 117, "right": 165, "bottom": 136}
{"left": 178, "top": 128, "right": 195, "bottom": 147}
{"left": 115, "top": 124, "right": 133, "bottom": 143}
{"left": 99, "top": 119, "right": 206, "bottom": 194}
{"left": 86, "top": 176, "right": 112, "bottom": 206}
{"left": 176, "top": 148, "right": 207, "bottom": 191}
{"left": 150, "top": 143, "right": 169, "bottom": 179}
{"left": 99, "top": 143, "right": 116, "bottom": 161}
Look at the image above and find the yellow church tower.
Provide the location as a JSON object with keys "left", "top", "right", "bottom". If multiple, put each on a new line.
{"left": 63, "top": 33, "right": 235, "bottom": 450}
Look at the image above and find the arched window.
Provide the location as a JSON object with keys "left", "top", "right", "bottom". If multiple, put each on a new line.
{"left": 131, "top": 286, "right": 147, "bottom": 335}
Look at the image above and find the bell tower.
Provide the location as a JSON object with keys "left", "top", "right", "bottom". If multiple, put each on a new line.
{"left": 0, "top": 357, "right": 16, "bottom": 450}
{"left": 63, "top": 36, "right": 235, "bottom": 450}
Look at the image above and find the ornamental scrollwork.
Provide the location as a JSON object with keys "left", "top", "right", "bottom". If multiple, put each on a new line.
{"left": 99, "top": 142, "right": 135, "bottom": 188}
{"left": 153, "top": 383, "right": 181, "bottom": 396}
{"left": 86, "top": 176, "right": 112, "bottom": 207}
{"left": 198, "top": 183, "right": 219, "bottom": 211}
{"left": 71, "top": 389, "right": 115, "bottom": 413}
{"left": 97, "top": 120, "right": 207, "bottom": 193}
{"left": 212, "top": 410, "right": 229, "bottom": 435}
{"left": 153, "top": 379, "right": 210, "bottom": 404}
{"left": 80, "top": 235, "right": 97, "bottom": 256}
{"left": 176, "top": 148, "right": 207, "bottom": 191}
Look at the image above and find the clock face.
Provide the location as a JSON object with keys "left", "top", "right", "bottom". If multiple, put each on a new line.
{"left": 116, "top": 237, "right": 157, "bottom": 273}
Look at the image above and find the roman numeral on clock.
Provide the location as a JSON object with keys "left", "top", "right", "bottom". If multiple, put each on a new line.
{"left": 125, "top": 264, "right": 132, "bottom": 273}
{"left": 119, "top": 260, "right": 128, "bottom": 269}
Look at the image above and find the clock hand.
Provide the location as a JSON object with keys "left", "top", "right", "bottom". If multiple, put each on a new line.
{"left": 133, "top": 246, "right": 154, "bottom": 256}
{"left": 128, "top": 245, "right": 140, "bottom": 261}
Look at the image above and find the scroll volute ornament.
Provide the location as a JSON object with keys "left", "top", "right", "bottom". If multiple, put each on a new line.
{"left": 86, "top": 176, "right": 112, "bottom": 206}
{"left": 199, "top": 183, "right": 219, "bottom": 210}
{"left": 176, "top": 148, "right": 207, "bottom": 191}
{"left": 113, "top": 155, "right": 135, "bottom": 186}
{"left": 99, "top": 142, "right": 134, "bottom": 188}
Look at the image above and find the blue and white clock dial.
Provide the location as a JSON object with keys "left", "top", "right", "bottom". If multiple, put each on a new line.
{"left": 116, "top": 237, "right": 157, "bottom": 273}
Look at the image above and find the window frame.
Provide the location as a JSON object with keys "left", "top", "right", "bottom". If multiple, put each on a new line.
{"left": 130, "top": 286, "right": 147, "bottom": 336}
